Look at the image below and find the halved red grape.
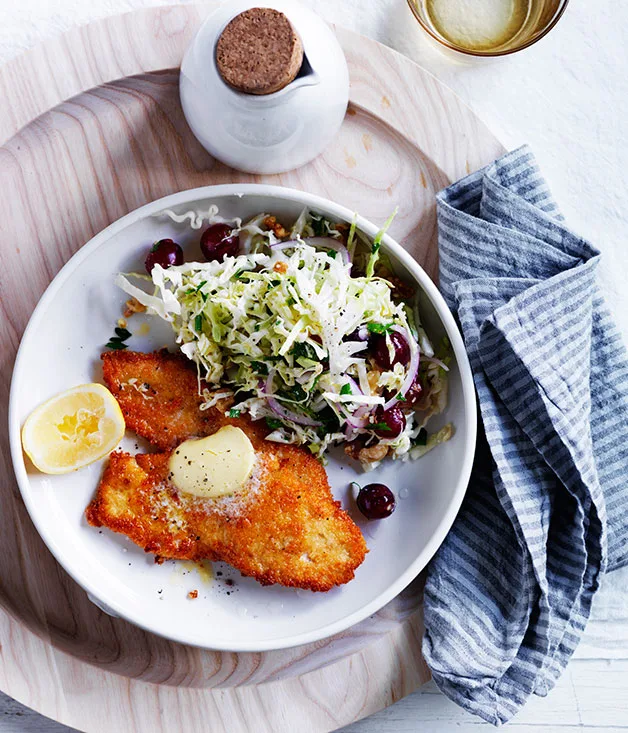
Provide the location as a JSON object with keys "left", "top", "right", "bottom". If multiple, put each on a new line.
{"left": 372, "top": 405, "right": 406, "bottom": 438}
{"left": 369, "top": 331, "right": 410, "bottom": 370}
{"left": 200, "top": 223, "right": 239, "bottom": 261}
{"left": 145, "top": 239, "right": 183, "bottom": 274}
{"left": 403, "top": 379, "right": 423, "bottom": 407}
{"left": 357, "top": 483, "right": 396, "bottom": 520}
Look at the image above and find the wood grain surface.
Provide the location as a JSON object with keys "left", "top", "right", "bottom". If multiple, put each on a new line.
{"left": 0, "top": 5, "right": 504, "bottom": 731}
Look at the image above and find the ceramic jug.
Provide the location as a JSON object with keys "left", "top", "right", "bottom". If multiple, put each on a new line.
{"left": 179, "top": 0, "right": 350, "bottom": 174}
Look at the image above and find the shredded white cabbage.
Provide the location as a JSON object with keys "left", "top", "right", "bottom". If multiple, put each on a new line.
{"left": 118, "top": 208, "right": 452, "bottom": 462}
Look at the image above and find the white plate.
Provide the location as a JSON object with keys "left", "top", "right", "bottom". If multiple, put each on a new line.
{"left": 9, "top": 184, "right": 476, "bottom": 652}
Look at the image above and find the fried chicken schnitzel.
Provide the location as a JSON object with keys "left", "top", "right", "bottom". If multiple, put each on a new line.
{"left": 86, "top": 351, "right": 367, "bottom": 591}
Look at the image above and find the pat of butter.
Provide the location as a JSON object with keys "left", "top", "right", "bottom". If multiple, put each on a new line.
{"left": 168, "top": 426, "right": 255, "bottom": 499}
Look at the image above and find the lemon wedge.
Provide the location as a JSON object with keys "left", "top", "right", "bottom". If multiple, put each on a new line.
{"left": 21, "top": 384, "right": 125, "bottom": 474}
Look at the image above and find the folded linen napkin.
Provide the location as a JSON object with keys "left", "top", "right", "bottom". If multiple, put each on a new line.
{"left": 422, "top": 145, "right": 628, "bottom": 725}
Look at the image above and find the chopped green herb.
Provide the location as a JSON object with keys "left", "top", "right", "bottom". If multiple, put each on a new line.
{"left": 265, "top": 417, "right": 284, "bottom": 430}
{"left": 367, "top": 322, "right": 394, "bottom": 335}
{"left": 340, "top": 384, "right": 352, "bottom": 396}
{"left": 278, "top": 383, "right": 307, "bottom": 403}
{"left": 327, "top": 249, "right": 337, "bottom": 260}
{"left": 251, "top": 360, "right": 269, "bottom": 376}
{"left": 286, "top": 296, "right": 296, "bottom": 306}
{"left": 316, "top": 406, "right": 341, "bottom": 437}
{"left": 395, "top": 393, "right": 406, "bottom": 401}
{"left": 194, "top": 314, "right": 203, "bottom": 332}
{"left": 310, "top": 213, "right": 326, "bottom": 237}
{"left": 228, "top": 409, "right": 241, "bottom": 419}
{"left": 105, "top": 340, "right": 128, "bottom": 351}
{"left": 195, "top": 280, "right": 207, "bottom": 292}
{"left": 291, "top": 342, "right": 317, "bottom": 361}
{"left": 371, "top": 422, "right": 391, "bottom": 431}
{"left": 114, "top": 327, "right": 131, "bottom": 340}
{"left": 106, "top": 324, "right": 132, "bottom": 350}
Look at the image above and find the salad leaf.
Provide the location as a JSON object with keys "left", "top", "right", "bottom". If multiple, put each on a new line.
{"left": 116, "top": 211, "right": 449, "bottom": 463}
{"left": 366, "top": 208, "right": 397, "bottom": 279}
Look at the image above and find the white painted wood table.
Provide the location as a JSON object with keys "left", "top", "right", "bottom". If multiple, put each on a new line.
{"left": 1, "top": 0, "right": 627, "bottom": 730}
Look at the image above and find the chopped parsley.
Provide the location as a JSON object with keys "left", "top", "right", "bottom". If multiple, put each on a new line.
{"left": 278, "top": 383, "right": 307, "bottom": 403}
{"left": 115, "top": 327, "right": 131, "bottom": 340}
{"left": 251, "top": 360, "right": 269, "bottom": 376}
{"left": 291, "top": 342, "right": 317, "bottom": 361}
{"left": 367, "top": 322, "right": 394, "bottom": 335}
{"left": 105, "top": 326, "right": 131, "bottom": 350}
{"left": 310, "top": 213, "right": 327, "bottom": 237}
{"left": 340, "top": 383, "right": 353, "bottom": 396}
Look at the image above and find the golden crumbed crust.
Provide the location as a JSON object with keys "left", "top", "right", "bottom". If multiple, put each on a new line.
{"left": 89, "top": 350, "right": 367, "bottom": 591}
{"left": 101, "top": 349, "right": 221, "bottom": 451}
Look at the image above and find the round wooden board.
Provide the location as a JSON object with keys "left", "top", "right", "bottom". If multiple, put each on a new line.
{"left": 0, "top": 6, "right": 504, "bottom": 732}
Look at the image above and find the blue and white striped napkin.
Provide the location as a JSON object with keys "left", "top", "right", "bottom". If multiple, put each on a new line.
{"left": 422, "top": 146, "right": 628, "bottom": 725}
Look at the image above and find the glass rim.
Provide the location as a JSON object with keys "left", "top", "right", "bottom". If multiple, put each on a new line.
{"left": 406, "top": 0, "right": 570, "bottom": 57}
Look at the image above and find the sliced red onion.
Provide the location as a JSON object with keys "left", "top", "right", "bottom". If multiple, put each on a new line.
{"left": 422, "top": 355, "right": 450, "bottom": 372}
{"left": 265, "top": 370, "right": 322, "bottom": 427}
{"left": 344, "top": 399, "right": 373, "bottom": 429}
{"left": 345, "top": 410, "right": 372, "bottom": 430}
{"left": 269, "top": 239, "right": 300, "bottom": 251}
{"left": 303, "top": 237, "right": 351, "bottom": 265}
{"left": 382, "top": 325, "right": 420, "bottom": 410}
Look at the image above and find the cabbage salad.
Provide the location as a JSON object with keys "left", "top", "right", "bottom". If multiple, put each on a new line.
{"left": 118, "top": 207, "right": 452, "bottom": 467}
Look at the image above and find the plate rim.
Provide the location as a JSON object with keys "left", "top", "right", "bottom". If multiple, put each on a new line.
{"left": 8, "top": 182, "right": 477, "bottom": 652}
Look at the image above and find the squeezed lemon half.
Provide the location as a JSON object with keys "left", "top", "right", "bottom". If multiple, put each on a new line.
{"left": 21, "top": 384, "right": 125, "bottom": 474}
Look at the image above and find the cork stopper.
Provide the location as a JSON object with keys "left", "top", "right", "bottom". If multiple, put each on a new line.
{"left": 216, "top": 8, "right": 304, "bottom": 95}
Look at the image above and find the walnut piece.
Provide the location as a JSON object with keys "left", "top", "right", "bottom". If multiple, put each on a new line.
{"left": 358, "top": 443, "right": 389, "bottom": 463}
{"left": 385, "top": 273, "right": 415, "bottom": 302}
{"left": 124, "top": 297, "right": 147, "bottom": 318}
{"left": 344, "top": 439, "right": 366, "bottom": 460}
{"left": 215, "top": 394, "right": 235, "bottom": 412}
{"left": 263, "top": 215, "right": 289, "bottom": 239}
{"left": 367, "top": 369, "right": 380, "bottom": 393}
{"left": 187, "top": 589, "right": 199, "bottom": 600}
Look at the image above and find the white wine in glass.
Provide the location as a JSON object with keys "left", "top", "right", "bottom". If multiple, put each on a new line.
{"left": 409, "top": 0, "right": 568, "bottom": 56}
